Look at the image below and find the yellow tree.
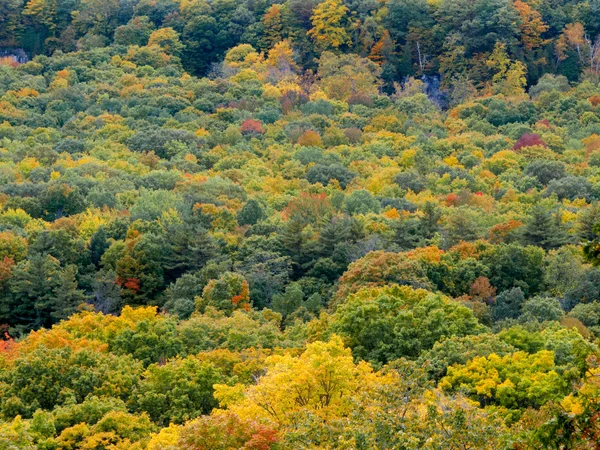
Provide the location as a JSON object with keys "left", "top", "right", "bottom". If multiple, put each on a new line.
{"left": 214, "top": 336, "right": 392, "bottom": 426}
{"left": 308, "top": 0, "right": 351, "bottom": 51}
{"left": 486, "top": 42, "right": 527, "bottom": 97}
{"left": 148, "top": 28, "right": 184, "bottom": 56}
{"left": 556, "top": 22, "right": 600, "bottom": 76}
{"left": 23, "top": 0, "right": 57, "bottom": 32}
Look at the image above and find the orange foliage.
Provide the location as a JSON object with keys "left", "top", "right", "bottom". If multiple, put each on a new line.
{"left": 490, "top": 219, "right": 524, "bottom": 243}
{"left": 335, "top": 250, "right": 431, "bottom": 302}
{"left": 0, "top": 257, "right": 15, "bottom": 283}
{"left": 297, "top": 130, "right": 323, "bottom": 147}
{"left": 445, "top": 193, "right": 458, "bottom": 206}
{"left": 590, "top": 95, "right": 600, "bottom": 107}
{"left": 283, "top": 192, "right": 333, "bottom": 224}
{"left": 0, "top": 57, "right": 19, "bottom": 68}
{"left": 469, "top": 276, "right": 497, "bottom": 304}
{"left": 406, "top": 246, "right": 444, "bottom": 263}
{"left": 241, "top": 118, "right": 264, "bottom": 135}
{"left": 231, "top": 280, "right": 251, "bottom": 311}
{"left": 514, "top": 0, "right": 549, "bottom": 50}
{"left": 448, "top": 241, "right": 481, "bottom": 259}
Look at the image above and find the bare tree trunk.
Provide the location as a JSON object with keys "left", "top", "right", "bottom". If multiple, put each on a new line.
{"left": 416, "top": 41, "right": 424, "bottom": 73}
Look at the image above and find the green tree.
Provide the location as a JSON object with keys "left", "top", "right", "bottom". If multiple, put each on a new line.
{"left": 134, "top": 357, "right": 223, "bottom": 426}
{"left": 521, "top": 205, "right": 570, "bottom": 250}
{"left": 330, "top": 285, "right": 484, "bottom": 364}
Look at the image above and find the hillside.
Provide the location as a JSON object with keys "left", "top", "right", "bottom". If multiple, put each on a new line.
{"left": 2, "top": 0, "right": 600, "bottom": 448}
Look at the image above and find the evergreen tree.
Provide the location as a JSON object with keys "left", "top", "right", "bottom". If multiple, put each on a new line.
{"left": 272, "top": 282, "right": 304, "bottom": 318}
{"left": 493, "top": 287, "right": 525, "bottom": 321}
{"left": 521, "top": 205, "right": 569, "bottom": 250}
{"left": 238, "top": 199, "right": 265, "bottom": 226}
{"left": 89, "top": 226, "right": 109, "bottom": 267}
{"left": 51, "top": 265, "right": 87, "bottom": 322}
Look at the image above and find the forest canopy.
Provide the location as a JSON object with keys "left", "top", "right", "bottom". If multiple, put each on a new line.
{"left": 2, "top": 0, "right": 600, "bottom": 448}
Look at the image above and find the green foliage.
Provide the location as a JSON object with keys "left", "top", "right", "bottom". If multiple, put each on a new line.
{"left": 330, "top": 285, "right": 484, "bottom": 364}
{"left": 440, "top": 350, "right": 569, "bottom": 409}
{"left": 134, "top": 357, "right": 223, "bottom": 426}
{"left": 1, "top": 3, "right": 600, "bottom": 447}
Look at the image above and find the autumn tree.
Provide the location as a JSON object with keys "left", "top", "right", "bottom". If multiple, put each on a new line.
{"left": 308, "top": 0, "right": 351, "bottom": 51}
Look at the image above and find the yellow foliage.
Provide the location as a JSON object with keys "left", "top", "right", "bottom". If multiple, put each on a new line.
{"left": 147, "top": 424, "right": 181, "bottom": 450}
{"left": 444, "top": 155, "right": 462, "bottom": 167}
{"left": 262, "top": 84, "right": 281, "bottom": 100}
{"left": 308, "top": 0, "right": 351, "bottom": 50}
{"left": 383, "top": 208, "right": 401, "bottom": 219}
{"left": 214, "top": 336, "right": 393, "bottom": 426}
{"left": 17, "top": 157, "right": 40, "bottom": 176}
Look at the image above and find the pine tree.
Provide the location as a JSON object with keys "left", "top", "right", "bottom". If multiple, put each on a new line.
{"left": 89, "top": 226, "right": 108, "bottom": 267}
{"left": 521, "top": 205, "right": 569, "bottom": 250}
{"left": 51, "top": 265, "right": 86, "bottom": 322}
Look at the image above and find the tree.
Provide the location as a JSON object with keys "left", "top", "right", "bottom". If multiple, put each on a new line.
{"left": 330, "top": 285, "right": 483, "bottom": 364}
{"left": 148, "top": 27, "right": 184, "bottom": 56}
{"left": 420, "top": 333, "right": 517, "bottom": 380}
{"left": 524, "top": 159, "right": 565, "bottom": 185}
{"left": 335, "top": 250, "right": 432, "bottom": 301}
{"left": 114, "top": 16, "right": 155, "bottom": 46}
{"left": 316, "top": 51, "right": 382, "bottom": 100}
{"left": 0, "top": 345, "right": 142, "bottom": 418}
{"left": 237, "top": 199, "right": 265, "bottom": 226}
{"left": 514, "top": 0, "right": 548, "bottom": 51}
{"left": 51, "top": 265, "right": 87, "bottom": 322}
{"left": 88, "top": 226, "right": 109, "bottom": 267}
{"left": 214, "top": 336, "right": 391, "bottom": 426}
{"left": 306, "top": 163, "right": 356, "bottom": 188}
{"left": 440, "top": 350, "right": 569, "bottom": 409}
{"left": 71, "top": 0, "right": 119, "bottom": 37}
{"left": 343, "top": 189, "right": 380, "bottom": 215}
{"left": 308, "top": 0, "right": 351, "bottom": 51}
{"left": 521, "top": 205, "right": 569, "bottom": 250}
{"left": 272, "top": 282, "right": 304, "bottom": 318}
{"left": 0, "top": 0, "right": 23, "bottom": 45}
{"left": 486, "top": 42, "right": 527, "bottom": 97}
{"left": 545, "top": 176, "right": 593, "bottom": 202}
{"left": 260, "top": 4, "right": 285, "bottom": 50}
{"left": 134, "top": 357, "right": 223, "bottom": 425}
{"left": 148, "top": 413, "right": 279, "bottom": 449}
{"left": 197, "top": 272, "right": 251, "bottom": 314}
{"left": 493, "top": 286, "right": 525, "bottom": 321}
{"left": 520, "top": 296, "right": 564, "bottom": 323}
{"left": 6, "top": 254, "right": 84, "bottom": 332}
{"left": 514, "top": 133, "right": 547, "bottom": 150}
{"left": 556, "top": 23, "right": 600, "bottom": 77}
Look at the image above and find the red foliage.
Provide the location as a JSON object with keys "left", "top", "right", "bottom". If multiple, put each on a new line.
{"left": 283, "top": 192, "right": 333, "bottom": 224}
{"left": 241, "top": 118, "right": 264, "bottom": 135}
{"left": 116, "top": 276, "right": 141, "bottom": 292}
{"left": 177, "top": 412, "right": 279, "bottom": 450}
{"left": 513, "top": 133, "right": 547, "bottom": 150}
{"left": 445, "top": 193, "right": 458, "bottom": 206}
